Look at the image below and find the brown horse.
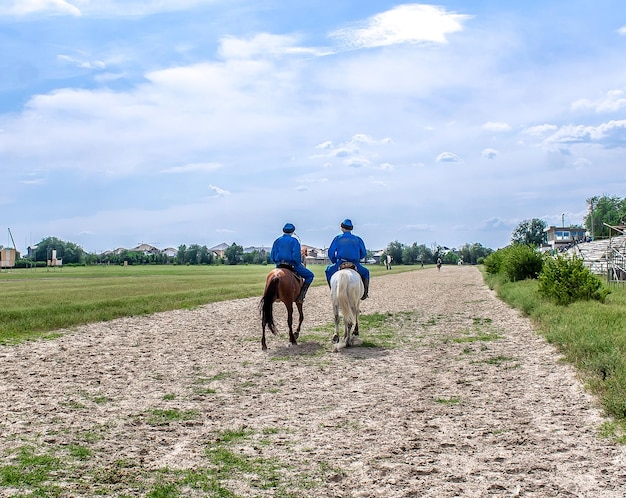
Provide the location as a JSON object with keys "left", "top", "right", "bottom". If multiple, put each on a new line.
{"left": 259, "top": 266, "right": 304, "bottom": 351}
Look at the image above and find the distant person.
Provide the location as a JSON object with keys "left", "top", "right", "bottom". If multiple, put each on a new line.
{"left": 270, "top": 223, "right": 314, "bottom": 303}
{"left": 325, "top": 219, "right": 370, "bottom": 299}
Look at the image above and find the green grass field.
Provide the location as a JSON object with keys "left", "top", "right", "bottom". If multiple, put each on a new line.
{"left": 0, "top": 263, "right": 413, "bottom": 344}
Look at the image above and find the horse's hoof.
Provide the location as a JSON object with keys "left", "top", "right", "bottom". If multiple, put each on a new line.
{"left": 332, "top": 335, "right": 339, "bottom": 343}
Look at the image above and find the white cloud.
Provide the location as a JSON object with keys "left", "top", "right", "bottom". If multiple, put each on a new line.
{"left": 436, "top": 152, "right": 462, "bottom": 163}
{"left": 523, "top": 124, "right": 558, "bottom": 136}
{"left": 57, "top": 53, "right": 106, "bottom": 70}
{"left": 330, "top": 4, "right": 470, "bottom": 49}
{"left": 208, "top": 184, "right": 231, "bottom": 197}
{"left": 315, "top": 141, "right": 334, "bottom": 150}
{"left": 571, "top": 89, "right": 626, "bottom": 113}
{"left": 482, "top": 148, "right": 498, "bottom": 159}
{"left": 542, "top": 120, "right": 626, "bottom": 148}
{"left": 0, "top": 0, "right": 215, "bottom": 17}
{"left": 1, "top": 0, "right": 81, "bottom": 16}
{"left": 218, "top": 33, "right": 329, "bottom": 60}
{"left": 618, "top": 26, "right": 626, "bottom": 36}
{"left": 344, "top": 158, "right": 370, "bottom": 168}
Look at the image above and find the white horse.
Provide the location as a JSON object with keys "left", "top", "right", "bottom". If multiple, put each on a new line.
{"left": 330, "top": 268, "right": 364, "bottom": 352}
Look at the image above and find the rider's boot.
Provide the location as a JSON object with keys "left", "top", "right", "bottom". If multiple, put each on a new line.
{"left": 296, "top": 282, "right": 311, "bottom": 303}
{"left": 361, "top": 278, "right": 369, "bottom": 300}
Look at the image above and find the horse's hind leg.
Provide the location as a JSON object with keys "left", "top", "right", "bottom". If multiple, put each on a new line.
{"left": 332, "top": 306, "right": 340, "bottom": 343}
{"left": 345, "top": 322, "right": 353, "bottom": 347}
{"left": 295, "top": 301, "right": 303, "bottom": 340}
{"left": 286, "top": 303, "right": 297, "bottom": 346}
{"left": 261, "top": 326, "right": 268, "bottom": 351}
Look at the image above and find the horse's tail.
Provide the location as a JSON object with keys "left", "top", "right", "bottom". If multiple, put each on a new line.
{"left": 336, "top": 271, "right": 357, "bottom": 326}
{"left": 259, "top": 276, "right": 280, "bottom": 335}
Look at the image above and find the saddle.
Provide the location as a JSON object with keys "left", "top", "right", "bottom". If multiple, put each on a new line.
{"left": 339, "top": 261, "right": 357, "bottom": 270}
{"left": 277, "top": 263, "right": 303, "bottom": 281}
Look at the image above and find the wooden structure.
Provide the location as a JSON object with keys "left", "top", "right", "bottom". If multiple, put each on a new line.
{"left": 1, "top": 248, "right": 16, "bottom": 269}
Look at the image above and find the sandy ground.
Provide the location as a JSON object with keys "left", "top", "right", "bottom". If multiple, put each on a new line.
{"left": 1, "top": 265, "right": 625, "bottom": 497}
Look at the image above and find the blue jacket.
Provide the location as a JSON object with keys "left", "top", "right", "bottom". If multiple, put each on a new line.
{"left": 328, "top": 231, "right": 366, "bottom": 264}
{"left": 271, "top": 234, "right": 301, "bottom": 265}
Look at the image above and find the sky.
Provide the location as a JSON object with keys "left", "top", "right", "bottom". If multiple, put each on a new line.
{"left": 2, "top": 1, "right": 626, "bottom": 255}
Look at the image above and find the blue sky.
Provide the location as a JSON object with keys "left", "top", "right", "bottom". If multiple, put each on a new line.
{"left": 2, "top": 1, "right": 626, "bottom": 254}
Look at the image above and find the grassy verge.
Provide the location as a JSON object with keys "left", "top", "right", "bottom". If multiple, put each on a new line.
{"left": 0, "top": 263, "right": 418, "bottom": 344}
{"left": 484, "top": 271, "right": 626, "bottom": 439}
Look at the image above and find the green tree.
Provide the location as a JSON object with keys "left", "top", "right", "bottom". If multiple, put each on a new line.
{"left": 511, "top": 218, "right": 547, "bottom": 247}
{"left": 224, "top": 243, "right": 244, "bottom": 265}
{"left": 176, "top": 244, "right": 187, "bottom": 264}
{"left": 34, "top": 236, "right": 85, "bottom": 265}
{"left": 585, "top": 195, "right": 626, "bottom": 239}
{"left": 386, "top": 241, "right": 405, "bottom": 265}
{"left": 415, "top": 244, "right": 433, "bottom": 264}
{"left": 442, "top": 251, "right": 459, "bottom": 265}
{"left": 457, "top": 242, "right": 493, "bottom": 265}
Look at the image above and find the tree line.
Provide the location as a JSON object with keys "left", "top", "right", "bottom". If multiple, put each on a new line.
{"left": 5, "top": 194, "right": 623, "bottom": 267}
{"left": 382, "top": 241, "right": 493, "bottom": 266}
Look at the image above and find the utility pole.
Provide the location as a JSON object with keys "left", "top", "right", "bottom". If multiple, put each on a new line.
{"left": 591, "top": 200, "right": 595, "bottom": 240}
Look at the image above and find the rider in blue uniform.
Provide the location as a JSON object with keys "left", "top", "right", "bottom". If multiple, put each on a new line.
{"left": 325, "top": 219, "right": 370, "bottom": 300}
{"left": 270, "top": 223, "right": 314, "bottom": 303}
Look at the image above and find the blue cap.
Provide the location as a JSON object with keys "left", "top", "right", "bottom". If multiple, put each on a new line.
{"left": 340, "top": 219, "right": 353, "bottom": 230}
{"left": 283, "top": 223, "right": 295, "bottom": 233}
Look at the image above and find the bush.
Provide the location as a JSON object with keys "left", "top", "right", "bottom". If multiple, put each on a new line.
{"left": 501, "top": 244, "right": 543, "bottom": 282}
{"left": 538, "top": 255, "right": 611, "bottom": 305}
{"left": 483, "top": 249, "right": 505, "bottom": 275}
{"left": 484, "top": 245, "right": 543, "bottom": 281}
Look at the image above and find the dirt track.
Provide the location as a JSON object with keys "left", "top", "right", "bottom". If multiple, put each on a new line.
{"left": 1, "top": 265, "right": 625, "bottom": 497}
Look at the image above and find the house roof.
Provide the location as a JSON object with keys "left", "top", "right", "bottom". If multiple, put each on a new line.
{"left": 209, "top": 242, "right": 230, "bottom": 251}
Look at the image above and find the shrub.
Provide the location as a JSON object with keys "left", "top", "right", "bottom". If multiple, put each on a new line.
{"left": 501, "top": 244, "right": 543, "bottom": 282}
{"left": 483, "top": 249, "right": 505, "bottom": 275}
{"left": 538, "top": 254, "right": 611, "bottom": 305}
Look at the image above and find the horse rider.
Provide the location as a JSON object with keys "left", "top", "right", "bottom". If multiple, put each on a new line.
{"left": 270, "top": 223, "right": 314, "bottom": 303}
{"left": 325, "top": 219, "right": 370, "bottom": 300}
